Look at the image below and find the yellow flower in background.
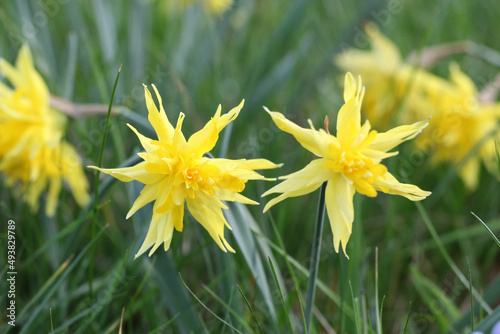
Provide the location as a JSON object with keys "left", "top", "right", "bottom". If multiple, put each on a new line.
{"left": 336, "top": 24, "right": 500, "bottom": 190}
{"left": 90, "top": 85, "right": 279, "bottom": 258}
{"left": 263, "top": 73, "right": 431, "bottom": 256}
{"left": 0, "top": 45, "right": 90, "bottom": 216}
{"left": 178, "top": 0, "right": 233, "bottom": 15}
{"left": 414, "top": 64, "right": 500, "bottom": 190}
{"left": 335, "top": 23, "right": 446, "bottom": 129}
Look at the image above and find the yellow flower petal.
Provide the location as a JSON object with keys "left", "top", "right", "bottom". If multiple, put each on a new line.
{"left": 144, "top": 84, "right": 175, "bottom": 143}
{"left": 368, "top": 119, "right": 429, "bottom": 153}
{"left": 187, "top": 195, "right": 235, "bottom": 253}
{"left": 264, "top": 107, "right": 334, "bottom": 157}
{"left": 126, "top": 184, "right": 158, "bottom": 219}
{"left": 325, "top": 175, "right": 355, "bottom": 256}
{"left": 214, "top": 99, "right": 244, "bottom": 132}
{"left": 262, "top": 159, "right": 330, "bottom": 212}
{"left": 187, "top": 119, "right": 218, "bottom": 155}
{"left": 336, "top": 73, "right": 364, "bottom": 146}
{"left": 373, "top": 172, "right": 431, "bottom": 201}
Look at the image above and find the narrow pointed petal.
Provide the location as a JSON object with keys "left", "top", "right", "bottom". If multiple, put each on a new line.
{"left": 88, "top": 162, "right": 164, "bottom": 184}
{"left": 134, "top": 212, "right": 165, "bottom": 258}
{"left": 373, "top": 172, "right": 431, "bottom": 201}
{"left": 210, "top": 158, "right": 281, "bottom": 172}
{"left": 172, "top": 203, "right": 185, "bottom": 232}
{"left": 46, "top": 177, "right": 62, "bottom": 217}
{"left": 126, "top": 184, "right": 158, "bottom": 219}
{"left": 144, "top": 85, "right": 175, "bottom": 142}
{"left": 127, "top": 123, "right": 157, "bottom": 152}
{"left": 264, "top": 107, "right": 333, "bottom": 157}
{"left": 368, "top": 119, "right": 429, "bottom": 153}
{"left": 214, "top": 100, "right": 244, "bottom": 132}
{"left": 215, "top": 187, "right": 259, "bottom": 205}
{"left": 324, "top": 175, "right": 355, "bottom": 256}
{"left": 262, "top": 159, "right": 330, "bottom": 212}
{"left": 187, "top": 119, "right": 218, "bottom": 155}
{"left": 187, "top": 196, "right": 235, "bottom": 253}
{"left": 337, "top": 73, "right": 364, "bottom": 145}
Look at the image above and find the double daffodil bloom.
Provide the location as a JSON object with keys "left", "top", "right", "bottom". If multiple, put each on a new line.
{"left": 0, "top": 45, "right": 89, "bottom": 215}
{"left": 90, "top": 85, "right": 279, "bottom": 258}
{"left": 413, "top": 64, "right": 500, "bottom": 190}
{"left": 336, "top": 24, "right": 500, "bottom": 190}
{"left": 335, "top": 23, "right": 447, "bottom": 129}
{"left": 263, "top": 73, "right": 431, "bottom": 255}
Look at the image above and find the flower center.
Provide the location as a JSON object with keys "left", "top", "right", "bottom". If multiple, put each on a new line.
{"left": 339, "top": 151, "right": 368, "bottom": 175}
{"left": 172, "top": 158, "right": 222, "bottom": 196}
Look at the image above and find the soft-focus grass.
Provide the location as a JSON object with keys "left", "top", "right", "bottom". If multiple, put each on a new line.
{"left": 1, "top": 0, "right": 500, "bottom": 333}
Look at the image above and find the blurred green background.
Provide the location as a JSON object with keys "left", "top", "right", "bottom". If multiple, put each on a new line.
{"left": 1, "top": 0, "right": 500, "bottom": 333}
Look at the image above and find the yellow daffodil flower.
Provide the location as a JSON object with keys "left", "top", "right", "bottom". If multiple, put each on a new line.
{"left": 335, "top": 23, "right": 445, "bottom": 129}
{"left": 414, "top": 64, "right": 500, "bottom": 190}
{"left": 336, "top": 24, "right": 500, "bottom": 190}
{"left": 263, "top": 73, "right": 431, "bottom": 256}
{"left": 0, "top": 45, "right": 90, "bottom": 216}
{"left": 90, "top": 85, "right": 279, "bottom": 258}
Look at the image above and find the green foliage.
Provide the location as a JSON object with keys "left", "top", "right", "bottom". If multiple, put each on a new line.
{"left": 1, "top": 0, "right": 500, "bottom": 333}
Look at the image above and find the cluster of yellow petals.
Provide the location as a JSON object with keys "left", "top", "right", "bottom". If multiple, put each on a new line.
{"left": 336, "top": 24, "right": 500, "bottom": 190}
{"left": 91, "top": 85, "right": 279, "bottom": 258}
{"left": 263, "top": 73, "right": 431, "bottom": 255}
{"left": 0, "top": 46, "right": 89, "bottom": 215}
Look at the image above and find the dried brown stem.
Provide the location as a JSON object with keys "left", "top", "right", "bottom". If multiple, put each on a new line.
{"left": 50, "top": 96, "right": 120, "bottom": 118}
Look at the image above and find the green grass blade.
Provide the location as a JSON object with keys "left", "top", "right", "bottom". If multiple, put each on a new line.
{"left": 50, "top": 308, "right": 54, "bottom": 334}
{"left": 402, "top": 302, "right": 412, "bottom": 334}
{"left": 254, "top": 229, "right": 355, "bottom": 320}
{"left": 415, "top": 201, "right": 492, "bottom": 314}
{"left": 225, "top": 202, "right": 278, "bottom": 320}
{"left": 89, "top": 64, "right": 122, "bottom": 296}
{"left": 268, "top": 257, "right": 294, "bottom": 334}
{"left": 202, "top": 285, "right": 252, "bottom": 333}
{"left": 467, "top": 257, "right": 474, "bottom": 332}
{"left": 179, "top": 273, "right": 244, "bottom": 334}
{"left": 152, "top": 254, "right": 206, "bottom": 333}
{"left": 18, "top": 225, "right": 108, "bottom": 333}
{"left": 471, "top": 212, "right": 500, "bottom": 248}
{"left": 236, "top": 285, "right": 264, "bottom": 334}
{"left": 374, "top": 248, "right": 382, "bottom": 334}
{"left": 304, "top": 182, "right": 327, "bottom": 333}
{"left": 349, "top": 280, "right": 361, "bottom": 334}
{"left": 410, "top": 265, "right": 460, "bottom": 332}
{"left": 268, "top": 213, "right": 307, "bottom": 331}
{"left": 474, "top": 306, "right": 500, "bottom": 332}
{"left": 75, "top": 252, "right": 128, "bottom": 334}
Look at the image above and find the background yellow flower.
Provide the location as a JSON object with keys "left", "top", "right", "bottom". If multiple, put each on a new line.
{"left": 0, "top": 45, "right": 89, "bottom": 215}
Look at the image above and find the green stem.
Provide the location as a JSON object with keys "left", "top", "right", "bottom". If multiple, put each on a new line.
{"left": 89, "top": 65, "right": 122, "bottom": 296}
{"left": 304, "top": 182, "right": 327, "bottom": 333}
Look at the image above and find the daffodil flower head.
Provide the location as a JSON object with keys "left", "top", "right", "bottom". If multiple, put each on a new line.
{"left": 263, "top": 73, "right": 431, "bottom": 256}
{"left": 414, "top": 64, "right": 500, "bottom": 190}
{"left": 90, "top": 85, "right": 279, "bottom": 258}
{"left": 0, "top": 45, "right": 90, "bottom": 215}
{"left": 335, "top": 23, "right": 446, "bottom": 130}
